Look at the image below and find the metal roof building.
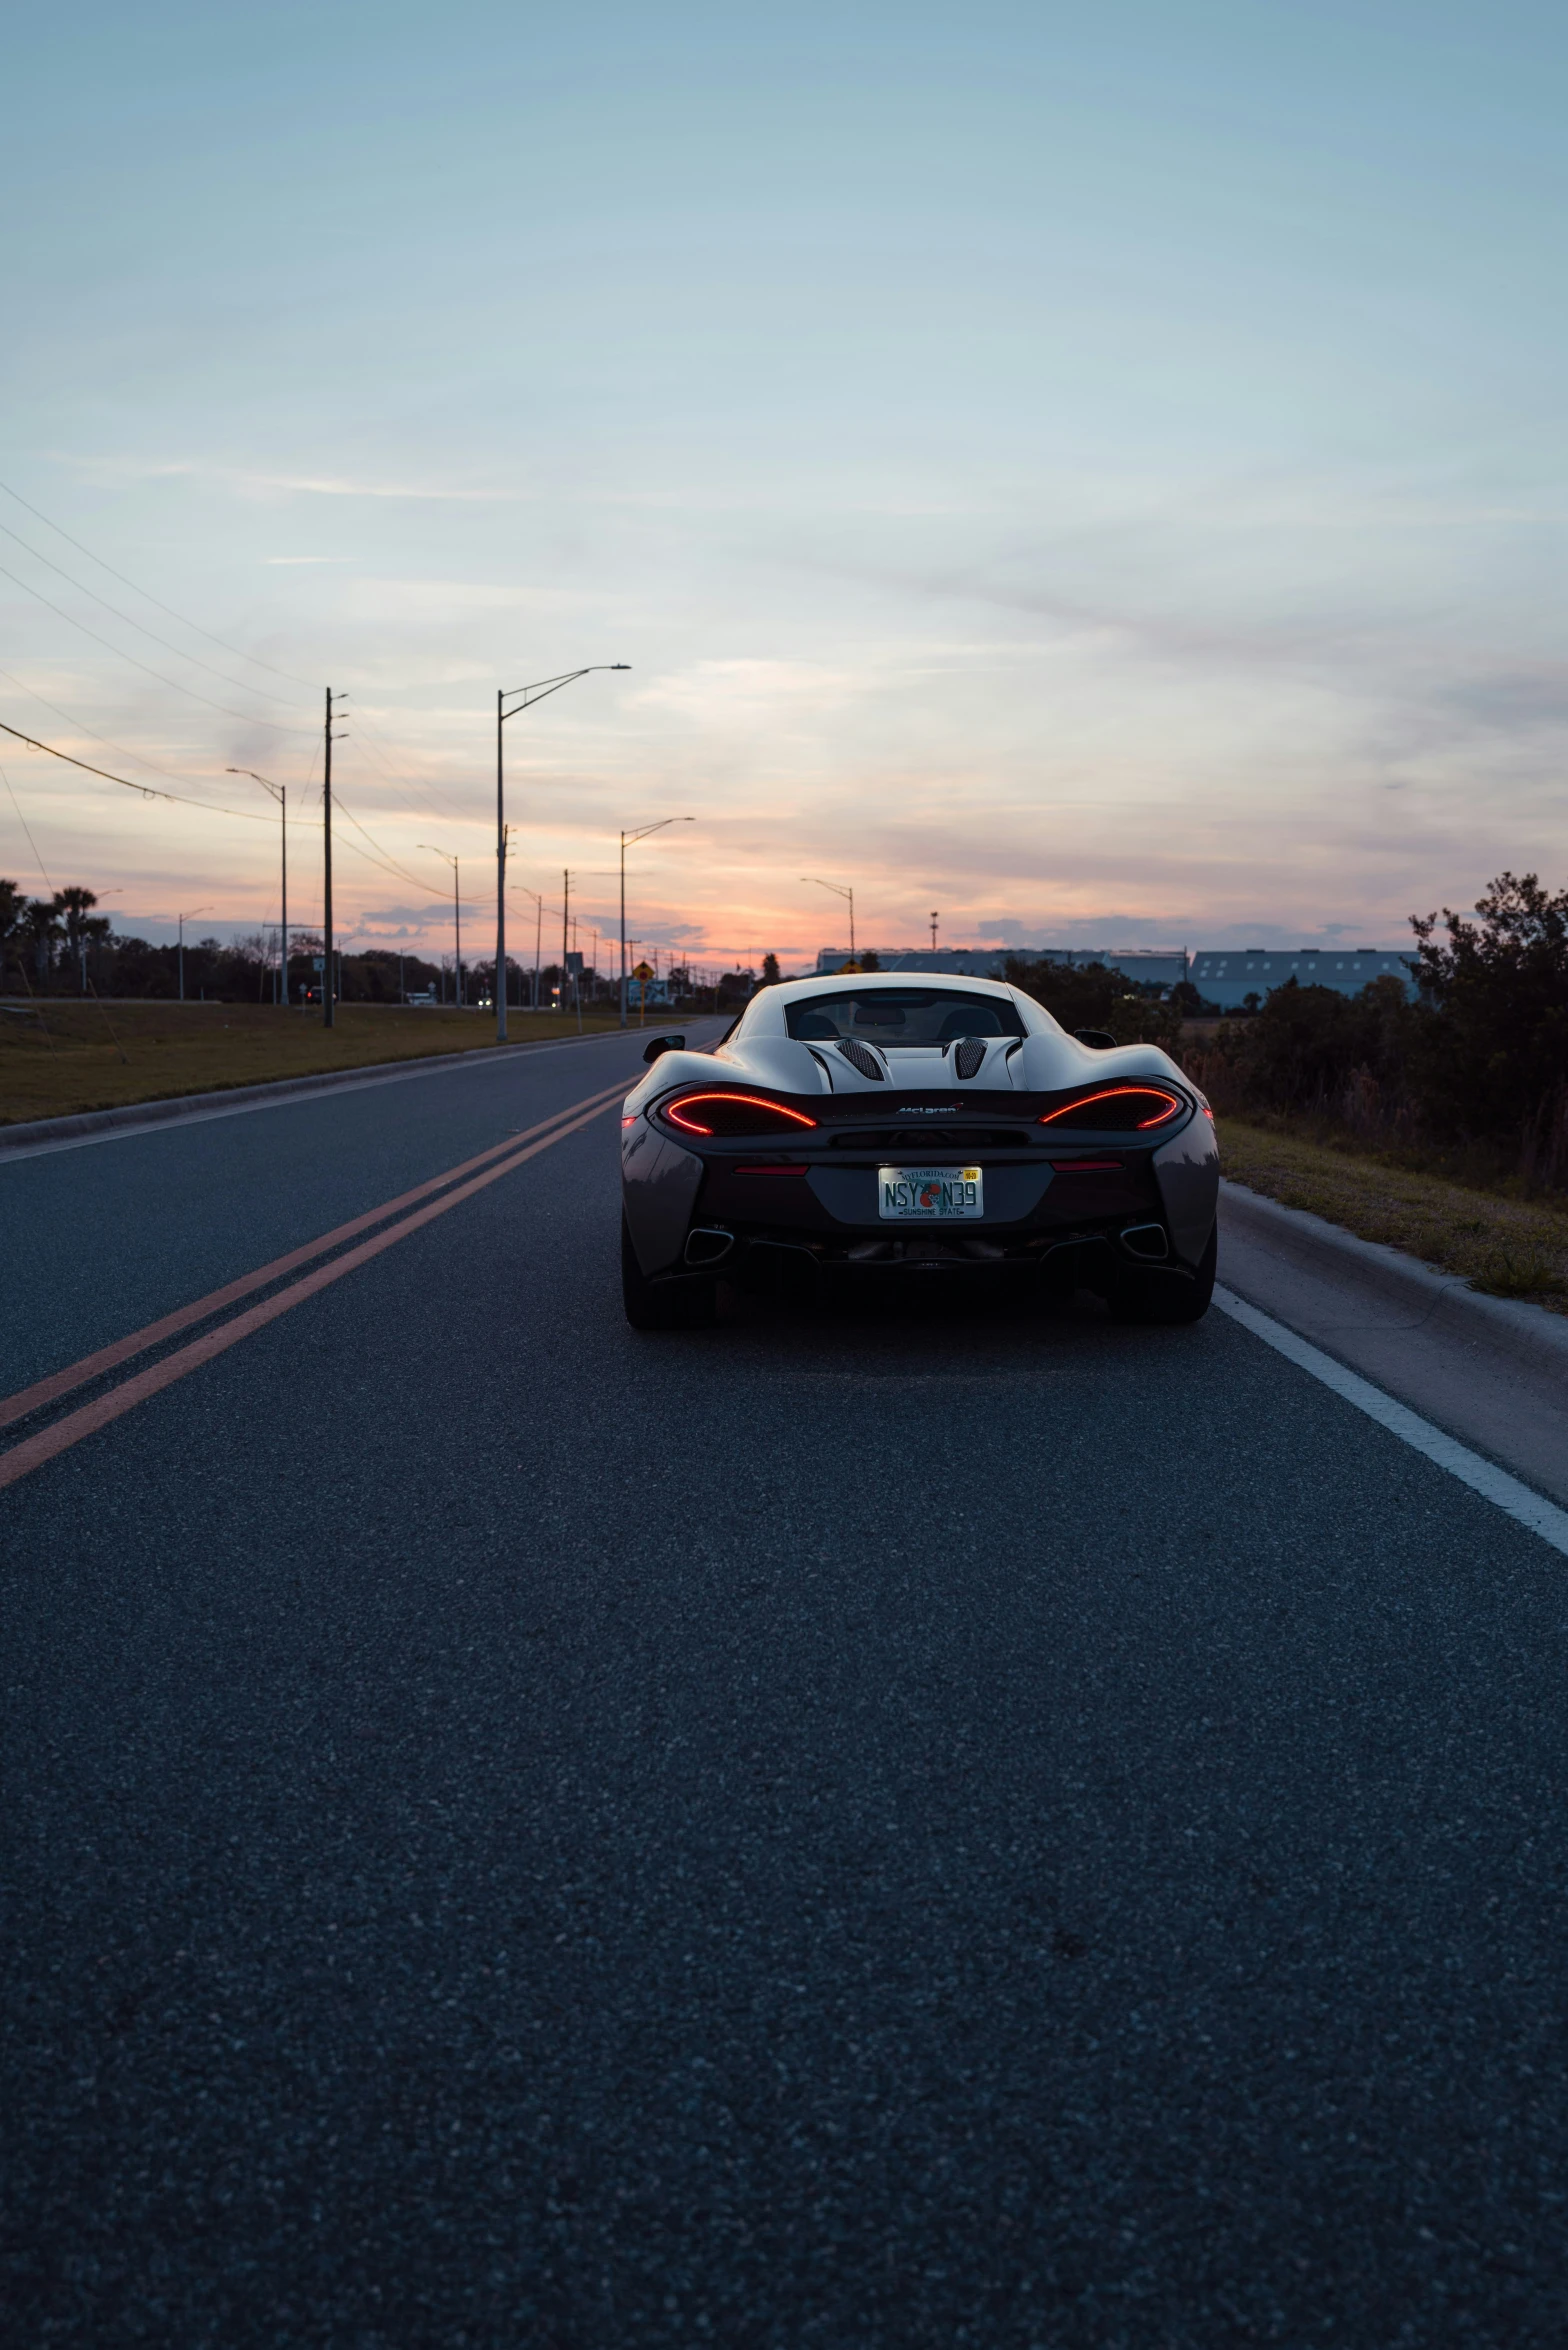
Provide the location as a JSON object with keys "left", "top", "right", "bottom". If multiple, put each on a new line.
{"left": 1189, "top": 947, "right": 1416, "bottom": 1011}
{"left": 813, "top": 946, "right": 1189, "bottom": 986}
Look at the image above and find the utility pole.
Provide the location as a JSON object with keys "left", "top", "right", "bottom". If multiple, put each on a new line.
{"left": 931, "top": 910, "right": 939, "bottom": 951}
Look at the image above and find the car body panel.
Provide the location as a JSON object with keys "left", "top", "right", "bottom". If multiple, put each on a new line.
{"left": 620, "top": 1119, "right": 704, "bottom": 1275}
{"left": 620, "top": 973, "right": 1219, "bottom": 1293}
{"left": 1152, "top": 1115, "right": 1221, "bottom": 1267}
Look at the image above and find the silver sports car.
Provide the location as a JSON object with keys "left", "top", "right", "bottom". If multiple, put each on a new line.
{"left": 619, "top": 972, "right": 1218, "bottom": 1329}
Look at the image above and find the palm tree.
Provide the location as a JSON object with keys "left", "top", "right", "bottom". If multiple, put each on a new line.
{"left": 54, "top": 887, "right": 110, "bottom": 991}
{"left": 0, "top": 879, "right": 22, "bottom": 993}
{"left": 22, "top": 896, "right": 63, "bottom": 989}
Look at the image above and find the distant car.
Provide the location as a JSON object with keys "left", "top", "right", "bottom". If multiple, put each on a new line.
{"left": 618, "top": 972, "right": 1218, "bottom": 1329}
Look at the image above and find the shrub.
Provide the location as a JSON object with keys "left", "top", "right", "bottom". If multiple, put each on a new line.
{"left": 1199, "top": 975, "right": 1418, "bottom": 1117}
{"left": 1004, "top": 957, "right": 1183, "bottom": 1053}
{"left": 1409, "top": 873, "right": 1568, "bottom": 1155}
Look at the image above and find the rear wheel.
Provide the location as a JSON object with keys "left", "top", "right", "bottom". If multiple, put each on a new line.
{"left": 1110, "top": 1221, "right": 1216, "bottom": 1325}
{"left": 621, "top": 1214, "right": 716, "bottom": 1331}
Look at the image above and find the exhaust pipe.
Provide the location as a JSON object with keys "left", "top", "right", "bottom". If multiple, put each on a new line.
{"left": 684, "top": 1227, "right": 735, "bottom": 1268}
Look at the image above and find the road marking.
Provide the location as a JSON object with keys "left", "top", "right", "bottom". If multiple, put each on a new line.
{"left": 0, "top": 1077, "right": 631, "bottom": 1433}
{"left": 0, "top": 1093, "right": 623, "bottom": 1491}
{"left": 1214, "top": 1284, "right": 1568, "bottom": 1559}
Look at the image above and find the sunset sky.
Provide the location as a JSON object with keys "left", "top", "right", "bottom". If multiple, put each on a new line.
{"left": 4, "top": 0, "right": 1565, "bottom": 971}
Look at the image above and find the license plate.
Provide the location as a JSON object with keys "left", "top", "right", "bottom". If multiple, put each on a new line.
{"left": 878, "top": 1165, "right": 984, "bottom": 1220}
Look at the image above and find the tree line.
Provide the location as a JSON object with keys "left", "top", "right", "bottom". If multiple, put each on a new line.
{"left": 0, "top": 879, "right": 768, "bottom": 1012}
{"left": 1178, "top": 873, "right": 1568, "bottom": 1190}
{"left": 996, "top": 873, "right": 1568, "bottom": 1191}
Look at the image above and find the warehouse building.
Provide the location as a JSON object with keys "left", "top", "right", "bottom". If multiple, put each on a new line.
{"left": 811, "top": 941, "right": 1418, "bottom": 1009}
{"left": 813, "top": 946, "right": 1189, "bottom": 986}
{"left": 1188, "top": 947, "right": 1416, "bottom": 1011}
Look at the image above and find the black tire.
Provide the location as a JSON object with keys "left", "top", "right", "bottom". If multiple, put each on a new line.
{"left": 621, "top": 1214, "right": 716, "bottom": 1331}
{"left": 1110, "top": 1221, "right": 1217, "bottom": 1326}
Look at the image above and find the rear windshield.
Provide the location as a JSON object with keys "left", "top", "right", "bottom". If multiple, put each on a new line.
{"left": 785, "top": 989, "right": 1026, "bottom": 1045}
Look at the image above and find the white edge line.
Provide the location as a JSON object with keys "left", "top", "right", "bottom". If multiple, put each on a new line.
{"left": 1213, "top": 1283, "right": 1568, "bottom": 1560}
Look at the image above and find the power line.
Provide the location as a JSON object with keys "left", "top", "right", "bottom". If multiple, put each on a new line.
{"left": 0, "top": 516, "right": 311, "bottom": 713}
{"left": 0, "top": 716, "right": 274, "bottom": 823}
{"left": 0, "top": 664, "right": 287, "bottom": 798}
{"left": 0, "top": 475, "right": 317, "bottom": 690}
{"left": 345, "top": 704, "right": 477, "bottom": 824}
{"left": 332, "top": 788, "right": 447, "bottom": 895}
{"left": 0, "top": 558, "right": 314, "bottom": 736}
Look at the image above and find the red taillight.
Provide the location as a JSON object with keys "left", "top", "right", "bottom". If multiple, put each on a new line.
{"left": 1038, "top": 1085, "right": 1183, "bottom": 1132}
{"left": 662, "top": 1091, "right": 819, "bottom": 1138}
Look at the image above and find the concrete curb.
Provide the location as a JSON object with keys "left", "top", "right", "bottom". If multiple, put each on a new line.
{"left": 0, "top": 1028, "right": 631, "bottom": 1155}
{"left": 1219, "top": 1177, "right": 1568, "bottom": 1381}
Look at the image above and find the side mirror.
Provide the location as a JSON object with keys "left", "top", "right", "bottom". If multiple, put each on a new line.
{"left": 1072, "top": 1027, "right": 1117, "bottom": 1050}
{"left": 642, "top": 1033, "right": 686, "bottom": 1064}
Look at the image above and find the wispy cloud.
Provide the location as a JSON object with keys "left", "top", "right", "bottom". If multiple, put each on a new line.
{"left": 79, "top": 458, "right": 522, "bottom": 504}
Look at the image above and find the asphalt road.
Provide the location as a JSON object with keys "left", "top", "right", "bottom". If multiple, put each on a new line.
{"left": 4, "top": 1026, "right": 1568, "bottom": 2346}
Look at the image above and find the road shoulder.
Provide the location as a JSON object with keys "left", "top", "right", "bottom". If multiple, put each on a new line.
{"left": 1219, "top": 1179, "right": 1568, "bottom": 1508}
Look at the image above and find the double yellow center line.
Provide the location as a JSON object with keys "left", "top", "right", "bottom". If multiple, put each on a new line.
{"left": 0, "top": 1076, "right": 628, "bottom": 1491}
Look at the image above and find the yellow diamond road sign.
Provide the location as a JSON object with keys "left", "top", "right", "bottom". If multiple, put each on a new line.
{"left": 632, "top": 961, "right": 654, "bottom": 981}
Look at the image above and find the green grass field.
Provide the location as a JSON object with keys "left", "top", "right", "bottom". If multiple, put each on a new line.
{"left": 0, "top": 999, "right": 626, "bottom": 1126}
{"left": 1220, "top": 1117, "right": 1568, "bottom": 1313}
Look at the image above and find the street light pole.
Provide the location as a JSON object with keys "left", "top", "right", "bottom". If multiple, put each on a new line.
{"left": 322, "top": 689, "right": 347, "bottom": 1028}
{"left": 619, "top": 817, "right": 694, "bottom": 1027}
{"left": 420, "top": 847, "right": 462, "bottom": 1005}
{"left": 512, "top": 883, "right": 543, "bottom": 1008}
{"left": 177, "top": 905, "right": 211, "bottom": 1003}
{"left": 562, "top": 867, "right": 571, "bottom": 1014}
{"left": 804, "top": 876, "right": 855, "bottom": 963}
{"left": 228, "top": 769, "right": 287, "bottom": 1003}
{"left": 494, "top": 664, "right": 630, "bottom": 1046}
{"left": 496, "top": 690, "right": 506, "bottom": 1036}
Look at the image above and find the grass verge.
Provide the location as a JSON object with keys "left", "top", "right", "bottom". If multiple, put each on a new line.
{"left": 1219, "top": 1117, "right": 1568, "bottom": 1314}
{"left": 0, "top": 999, "right": 627, "bottom": 1126}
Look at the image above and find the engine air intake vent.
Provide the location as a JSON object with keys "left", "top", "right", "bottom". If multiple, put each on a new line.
{"left": 953, "top": 1036, "right": 987, "bottom": 1080}
{"left": 836, "top": 1039, "right": 885, "bottom": 1081}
